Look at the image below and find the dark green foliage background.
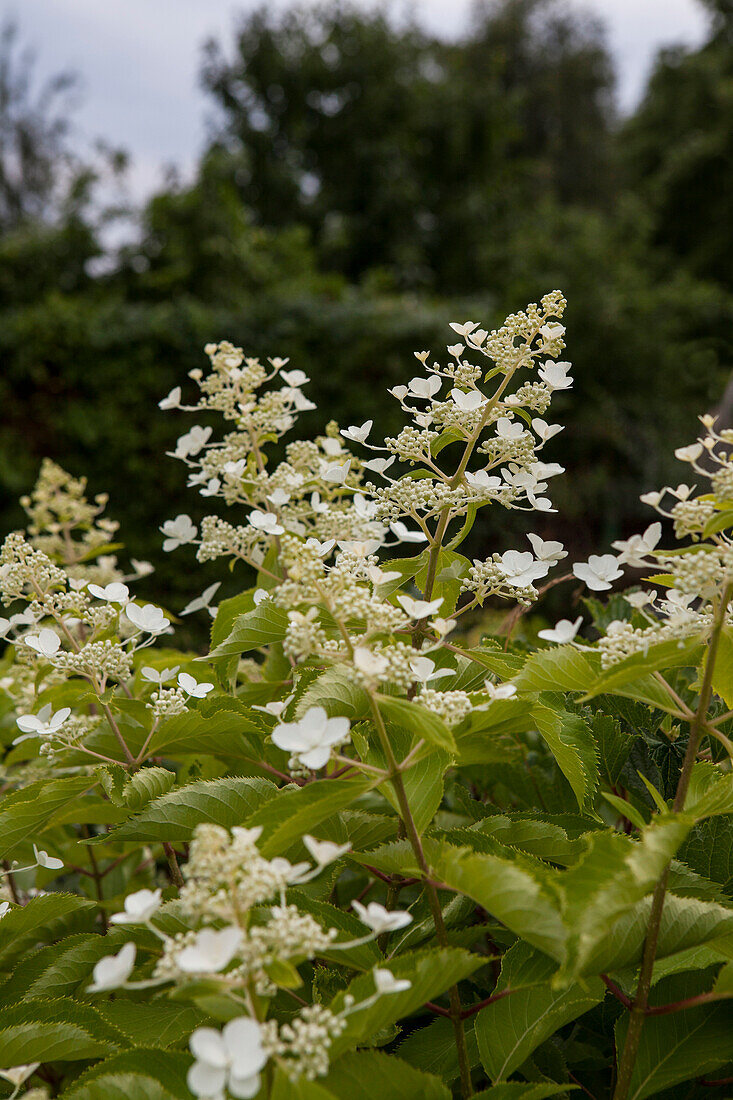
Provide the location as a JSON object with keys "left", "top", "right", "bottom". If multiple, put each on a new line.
{"left": 1, "top": 0, "right": 731, "bottom": 599}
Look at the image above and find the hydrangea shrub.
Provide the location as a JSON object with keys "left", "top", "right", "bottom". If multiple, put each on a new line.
{"left": 1, "top": 293, "right": 733, "bottom": 1099}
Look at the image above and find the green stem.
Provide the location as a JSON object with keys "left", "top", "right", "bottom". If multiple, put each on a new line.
{"left": 368, "top": 695, "right": 473, "bottom": 1098}
{"left": 613, "top": 581, "right": 733, "bottom": 1100}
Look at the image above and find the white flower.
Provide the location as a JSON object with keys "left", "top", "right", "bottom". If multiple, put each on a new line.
{"left": 88, "top": 582, "right": 130, "bottom": 604}
{"left": 337, "top": 539, "right": 383, "bottom": 558}
{"left": 397, "top": 595, "right": 444, "bottom": 619}
{"left": 640, "top": 490, "right": 664, "bottom": 507}
{"left": 409, "top": 656, "right": 453, "bottom": 684}
{"left": 496, "top": 417, "right": 525, "bottom": 439}
{"left": 178, "top": 673, "right": 215, "bottom": 699}
{"left": 389, "top": 385, "right": 408, "bottom": 401}
{"left": 532, "top": 418, "right": 564, "bottom": 442}
{"left": 280, "top": 368, "right": 308, "bottom": 387}
{"left": 0, "top": 1065, "right": 40, "bottom": 1087}
{"left": 0, "top": 618, "right": 10, "bottom": 638}
{"left": 389, "top": 521, "right": 427, "bottom": 543}
{"left": 451, "top": 388, "right": 486, "bottom": 411}
{"left": 181, "top": 582, "right": 221, "bottom": 617}
{"left": 25, "top": 629, "right": 61, "bottom": 658}
{"left": 200, "top": 478, "right": 221, "bottom": 497}
{"left": 449, "top": 320, "right": 478, "bottom": 338}
{"left": 303, "top": 835, "right": 351, "bottom": 867}
{"left": 341, "top": 420, "right": 373, "bottom": 444}
{"left": 161, "top": 514, "right": 198, "bottom": 551}
{"left": 125, "top": 603, "right": 171, "bottom": 634}
{"left": 305, "top": 537, "right": 336, "bottom": 557}
{"left": 537, "top": 616, "right": 583, "bottom": 644}
{"left": 272, "top": 706, "right": 350, "bottom": 770}
{"left": 484, "top": 681, "right": 517, "bottom": 700}
{"left": 353, "top": 646, "right": 389, "bottom": 677}
{"left": 499, "top": 550, "right": 550, "bottom": 588}
{"left": 110, "top": 888, "right": 162, "bottom": 925}
{"left": 675, "top": 443, "right": 704, "bottom": 463}
{"left": 0, "top": 902, "right": 10, "bottom": 919}
{"left": 573, "top": 554, "right": 624, "bottom": 591}
{"left": 527, "top": 533, "right": 567, "bottom": 564}
{"left": 373, "top": 968, "right": 412, "bottom": 995}
{"left": 177, "top": 926, "right": 243, "bottom": 974}
{"left": 351, "top": 900, "right": 412, "bottom": 934}
{"left": 88, "top": 942, "right": 136, "bottom": 992}
{"left": 141, "top": 665, "right": 179, "bottom": 687}
{"left": 465, "top": 470, "right": 502, "bottom": 492}
{"left": 447, "top": 342, "right": 464, "bottom": 358}
{"left": 361, "top": 456, "right": 395, "bottom": 476}
{"left": 611, "top": 522, "right": 663, "bottom": 567}
{"left": 540, "top": 322, "right": 565, "bottom": 341}
{"left": 131, "top": 558, "right": 154, "bottom": 577}
{"left": 538, "top": 361, "right": 573, "bottom": 391}
{"left": 188, "top": 1018, "right": 267, "bottom": 1100}
{"left": 33, "top": 844, "right": 63, "bottom": 870}
{"left": 267, "top": 488, "right": 291, "bottom": 507}
{"left": 252, "top": 694, "right": 294, "bottom": 718}
{"left": 174, "top": 425, "right": 212, "bottom": 459}
{"left": 323, "top": 460, "right": 351, "bottom": 484}
{"left": 253, "top": 588, "right": 270, "bottom": 605}
{"left": 248, "top": 510, "right": 284, "bottom": 536}
{"left": 625, "top": 590, "right": 653, "bottom": 609}
{"left": 15, "top": 704, "right": 71, "bottom": 744}
{"left": 158, "top": 386, "right": 182, "bottom": 410}
{"left": 408, "top": 376, "right": 441, "bottom": 399}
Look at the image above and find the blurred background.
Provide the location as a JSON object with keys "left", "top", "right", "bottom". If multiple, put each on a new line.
{"left": 1, "top": 0, "right": 731, "bottom": 604}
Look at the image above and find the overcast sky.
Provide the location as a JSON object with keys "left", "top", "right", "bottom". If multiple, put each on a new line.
{"left": 18, "top": 0, "right": 711, "bottom": 204}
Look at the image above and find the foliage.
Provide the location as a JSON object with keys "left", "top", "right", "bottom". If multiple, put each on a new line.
{"left": 1, "top": 295, "right": 733, "bottom": 1100}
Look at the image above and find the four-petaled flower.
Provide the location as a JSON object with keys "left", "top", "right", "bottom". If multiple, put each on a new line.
{"left": 161, "top": 514, "right": 198, "bottom": 551}
{"left": 373, "top": 968, "right": 412, "bottom": 995}
{"left": 351, "top": 900, "right": 412, "bottom": 934}
{"left": 125, "top": 603, "right": 171, "bottom": 634}
{"left": 88, "top": 942, "right": 136, "bottom": 992}
{"left": 33, "top": 844, "right": 64, "bottom": 870}
{"left": 538, "top": 616, "right": 584, "bottom": 644}
{"left": 181, "top": 582, "right": 221, "bottom": 617}
{"left": 303, "top": 835, "right": 351, "bottom": 867}
{"left": 272, "top": 707, "right": 350, "bottom": 770}
{"left": 178, "top": 672, "right": 215, "bottom": 698}
{"left": 248, "top": 511, "right": 284, "bottom": 536}
{"left": 573, "top": 554, "right": 624, "bottom": 592}
{"left": 25, "top": 628, "right": 61, "bottom": 658}
{"left": 499, "top": 550, "right": 549, "bottom": 588}
{"left": 88, "top": 582, "right": 130, "bottom": 603}
{"left": 15, "top": 704, "right": 71, "bottom": 744}
{"left": 397, "top": 595, "right": 443, "bottom": 620}
{"left": 187, "top": 1018, "right": 268, "bottom": 1100}
{"left": 110, "top": 888, "right": 162, "bottom": 925}
{"left": 177, "top": 926, "right": 243, "bottom": 974}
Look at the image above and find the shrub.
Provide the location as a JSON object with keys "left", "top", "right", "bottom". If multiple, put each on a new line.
{"left": 1, "top": 293, "right": 732, "bottom": 1099}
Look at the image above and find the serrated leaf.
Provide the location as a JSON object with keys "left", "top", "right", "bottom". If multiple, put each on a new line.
{"left": 712, "top": 628, "right": 733, "bottom": 709}
{"left": 294, "top": 665, "right": 370, "bottom": 721}
{"left": 0, "top": 893, "right": 96, "bottom": 972}
{"left": 147, "top": 708, "right": 263, "bottom": 759}
{"left": 324, "top": 1051, "right": 450, "bottom": 1100}
{"left": 328, "top": 948, "right": 484, "bottom": 1056}
{"left": 475, "top": 941, "right": 604, "bottom": 1081}
{"left": 61, "top": 1050, "right": 191, "bottom": 1100}
{"left": 436, "top": 845, "right": 565, "bottom": 959}
{"left": 0, "top": 775, "right": 97, "bottom": 859}
{"left": 247, "top": 775, "right": 376, "bottom": 857}
{"left": 208, "top": 601, "right": 289, "bottom": 658}
{"left": 532, "top": 705, "right": 599, "bottom": 811}
{"left": 104, "top": 777, "right": 277, "bottom": 842}
{"left": 376, "top": 694, "right": 456, "bottom": 753}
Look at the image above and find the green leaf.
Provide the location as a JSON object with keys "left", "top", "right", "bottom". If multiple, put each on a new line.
{"left": 436, "top": 845, "right": 565, "bottom": 960}
{"left": 376, "top": 694, "right": 456, "bottom": 753}
{"left": 98, "top": 1002, "right": 205, "bottom": 1049}
{"left": 0, "top": 775, "right": 97, "bottom": 859}
{"left": 472, "top": 1086, "right": 577, "bottom": 1099}
{"left": 557, "top": 817, "right": 693, "bottom": 979}
{"left": 61, "top": 1050, "right": 191, "bottom": 1100}
{"left": 514, "top": 647, "right": 600, "bottom": 693}
{"left": 475, "top": 942, "right": 604, "bottom": 1081}
{"left": 294, "top": 665, "right": 370, "bottom": 721}
{"left": 329, "top": 948, "right": 484, "bottom": 1056}
{"left": 712, "top": 627, "right": 733, "bottom": 709}
{"left": 208, "top": 601, "right": 289, "bottom": 657}
{"left": 324, "top": 1051, "right": 450, "bottom": 1100}
{"left": 147, "top": 707, "right": 264, "bottom": 759}
{"left": 532, "top": 705, "right": 599, "bottom": 812}
{"left": 0, "top": 893, "right": 96, "bottom": 972}
{"left": 104, "top": 777, "right": 277, "bottom": 842}
{"left": 0, "top": 1021, "right": 114, "bottom": 1065}
{"left": 271, "top": 1070, "right": 336, "bottom": 1100}
{"left": 618, "top": 975, "right": 733, "bottom": 1099}
{"left": 247, "top": 775, "right": 376, "bottom": 857}
{"left": 580, "top": 637, "right": 705, "bottom": 704}
{"left": 397, "top": 1016, "right": 480, "bottom": 1082}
